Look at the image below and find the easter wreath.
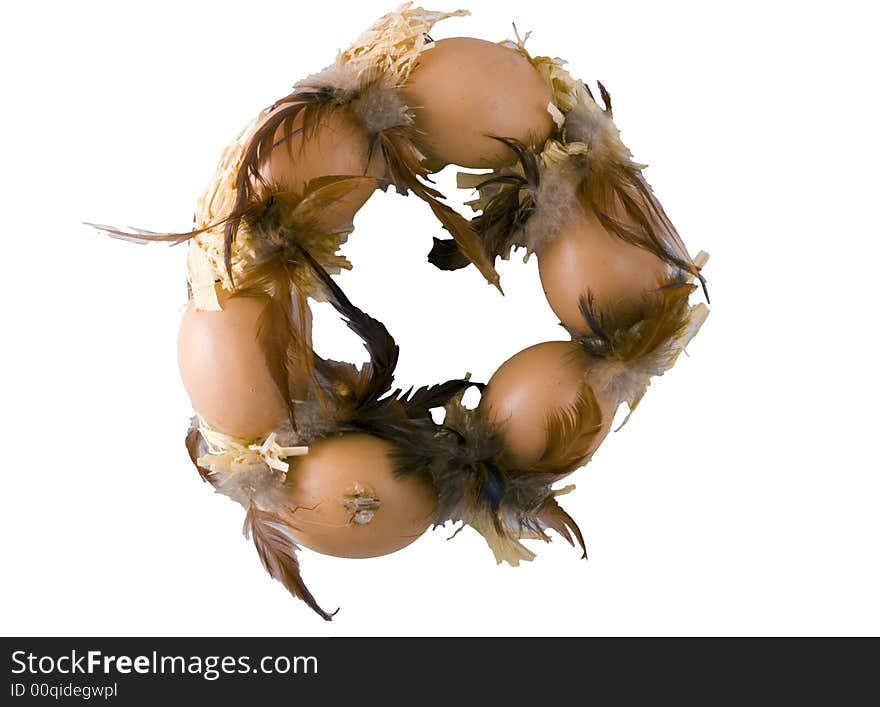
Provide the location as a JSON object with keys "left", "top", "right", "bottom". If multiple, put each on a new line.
{"left": 93, "top": 4, "right": 709, "bottom": 619}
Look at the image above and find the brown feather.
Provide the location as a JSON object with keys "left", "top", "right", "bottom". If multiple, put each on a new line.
{"left": 576, "top": 282, "right": 698, "bottom": 363}
{"left": 535, "top": 497, "right": 587, "bottom": 559}
{"left": 219, "top": 259, "right": 319, "bottom": 429}
{"left": 297, "top": 245, "right": 399, "bottom": 408}
{"left": 225, "top": 89, "right": 351, "bottom": 283}
{"left": 289, "top": 175, "right": 378, "bottom": 230}
{"left": 237, "top": 176, "right": 375, "bottom": 296}
{"left": 244, "top": 503, "right": 336, "bottom": 620}
{"left": 574, "top": 280, "right": 707, "bottom": 418}
{"left": 252, "top": 284, "right": 299, "bottom": 429}
{"left": 530, "top": 383, "right": 605, "bottom": 477}
{"left": 189, "top": 425, "right": 339, "bottom": 618}
{"left": 376, "top": 128, "right": 502, "bottom": 292}
{"left": 471, "top": 138, "right": 540, "bottom": 259}
{"left": 184, "top": 419, "right": 212, "bottom": 484}
{"left": 567, "top": 83, "right": 708, "bottom": 299}
{"left": 389, "top": 388, "right": 591, "bottom": 566}
{"left": 427, "top": 236, "right": 471, "bottom": 271}
{"left": 428, "top": 137, "right": 540, "bottom": 272}
{"left": 84, "top": 201, "right": 256, "bottom": 245}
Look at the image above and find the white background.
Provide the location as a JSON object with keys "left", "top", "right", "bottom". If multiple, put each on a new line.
{"left": 1, "top": 0, "right": 878, "bottom": 637}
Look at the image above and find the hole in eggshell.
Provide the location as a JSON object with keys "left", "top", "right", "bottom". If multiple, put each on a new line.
{"left": 340, "top": 482, "right": 381, "bottom": 526}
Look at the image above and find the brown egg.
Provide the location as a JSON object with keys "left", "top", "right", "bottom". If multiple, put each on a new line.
{"left": 538, "top": 204, "right": 670, "bottom": 336}
{"left": 401, "top": 37, "right": 554, "bottom": 168}
{"left": 259, "top": 105, "right": 383, "bottom": 229}
{"left": 177, "top": 288, "right": 288, "bottom": 440}
{"left": 479, "top": 341, "right": 617, "bottom": 468}
{"left": 284, "top": 434, "right": 436, "bottom": 559}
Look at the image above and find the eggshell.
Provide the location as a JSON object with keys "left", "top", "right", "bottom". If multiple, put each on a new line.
{"left": 284, "top": 434, "right": 436, "bottom": 559}
{"left": 479, "top": 341, "right": 616, "bottom": 468}
{"left": 401, "top": 37, "right": 554, "bottom": 168}
{"left": 177, "top": 289, "right": 288, "bottom": 440}
{"left": 259, "top": 106, "right": 383, "bottom": 229}
{"left": 538, "top": 205, "right": 670, "bottom": 335}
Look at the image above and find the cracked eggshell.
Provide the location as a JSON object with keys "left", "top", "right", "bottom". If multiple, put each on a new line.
{"left": 284, "top": 434, "right": 436, "bottom": 559}
{"left": 479, "top": 341, "right": 616, "bottom": 468}
{"left": 538, "top": 205, "right": 669, "bottom": 336}
{"left": 177, "top": 289, "right": 288, "bottom": 440}
{"left": 401, "top": 37, "right": 554, "bottom": 168}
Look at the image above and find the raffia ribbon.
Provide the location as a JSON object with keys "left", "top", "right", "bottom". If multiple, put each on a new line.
{"left": 187, "top": 245, "right": 222, "bottom": 312}
{"left": 196, "top": 417, "right": 308, "bottom": 474}
{"left": 547, "top": 102, "right": 565, "bottom": 129}
{"left": 338, "top": 4, "right": 469, "bottom": 85}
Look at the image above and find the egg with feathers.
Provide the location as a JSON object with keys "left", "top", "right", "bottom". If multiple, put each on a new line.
{"left": 177, "top": 288, "right": 290, "bottom": 440}
{"left": 284, "top": 434, "right": 436, "bottom": 558}
{"left": 258, "top": 105, "right": 383, "bottom": 230}
{"left": 401, "top": 37, "right": 554, "bottom": 169}
{"left": 538, "top": 204, "right": 671, "bottom": 336}
{"left": 479, "top": 341, "right": 617, "bottom": 469}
